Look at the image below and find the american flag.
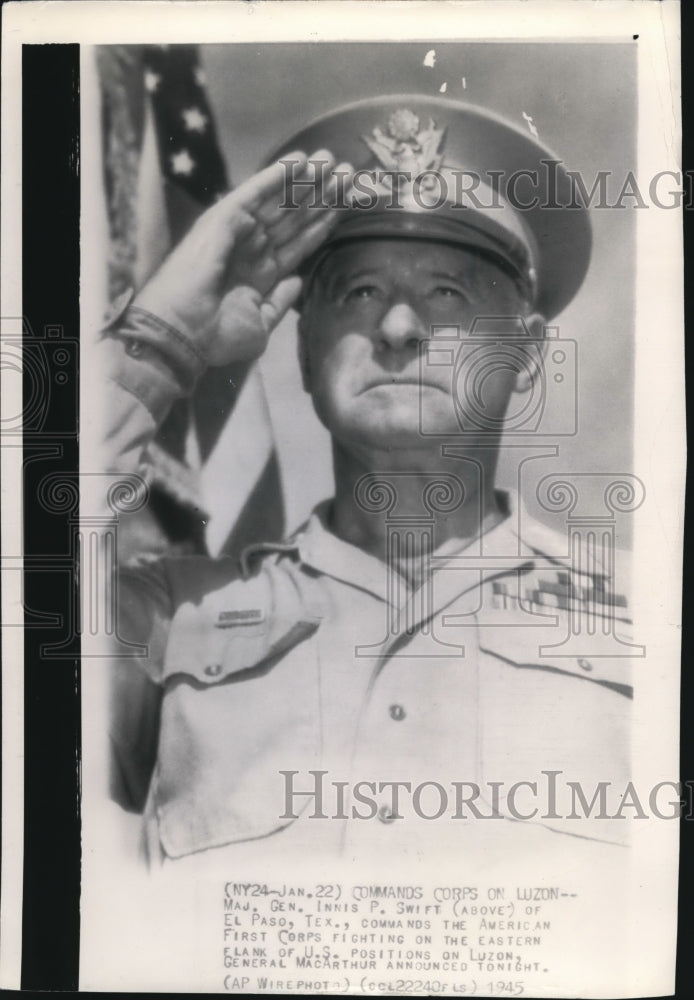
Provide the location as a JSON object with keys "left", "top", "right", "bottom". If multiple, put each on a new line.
{"left": 97, "top": 44, "right": 284, "bottom": 560}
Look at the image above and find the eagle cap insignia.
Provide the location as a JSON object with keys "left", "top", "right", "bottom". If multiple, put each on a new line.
{"left": 361, "top": 108, "right": 447, "bottom": 181}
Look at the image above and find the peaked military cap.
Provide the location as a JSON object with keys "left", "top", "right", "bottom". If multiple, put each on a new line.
{"left": 267, "top": 95, "right": 592, "bottom": 319}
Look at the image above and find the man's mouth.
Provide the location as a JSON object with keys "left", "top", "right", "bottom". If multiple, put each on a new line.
{"left": 360, "top": 376, "right": 446, "bottom": 393}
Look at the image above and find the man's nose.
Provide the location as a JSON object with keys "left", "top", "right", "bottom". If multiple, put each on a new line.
{"left": 377, "top": 302, "right": 428, "bottom": 352}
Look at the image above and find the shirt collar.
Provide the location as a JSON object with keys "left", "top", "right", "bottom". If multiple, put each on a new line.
{"left": 294, "top": 489, "right": 552, "bottom": 604}
{"left": 295, "top": 499, "right": 391, "bottom": 603}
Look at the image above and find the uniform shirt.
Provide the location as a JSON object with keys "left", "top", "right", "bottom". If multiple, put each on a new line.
{"left": 112, "top": 487, "right": 634, "bottom": 865}
{"left": 99, "top": 308, "right": 635, "bottom": 867}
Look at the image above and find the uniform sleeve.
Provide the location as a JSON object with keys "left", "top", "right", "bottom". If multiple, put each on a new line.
{"left": 96, "top": 297, "right": 207, "bottom": 479}
{"left": 96, "top": 299, "right": 207, "bottom": 811}
{"left": 108, "top": 557, "right": 175, "bottom": 812}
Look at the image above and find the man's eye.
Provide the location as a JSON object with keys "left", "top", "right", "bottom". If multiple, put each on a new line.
{"left": 345, "top": 285, "right": 381, "bottom": 301}
{"left": 432, "top": 286, "right": 465, "bottom": 300}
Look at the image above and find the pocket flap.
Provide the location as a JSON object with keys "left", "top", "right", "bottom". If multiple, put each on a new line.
{"left": 477, "top": 619, "right": 634, "bottom": 696}
{"left": 163, "top": 565, "right": 322, "bottom": 685}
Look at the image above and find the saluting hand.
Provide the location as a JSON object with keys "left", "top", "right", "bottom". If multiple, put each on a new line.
{"left": 132, "top": 150, "right": 352, "bottom": 365}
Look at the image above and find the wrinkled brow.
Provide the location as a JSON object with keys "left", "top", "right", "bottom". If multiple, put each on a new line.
{"left": 307, "top": 251, "right": 529, "bottom": 308}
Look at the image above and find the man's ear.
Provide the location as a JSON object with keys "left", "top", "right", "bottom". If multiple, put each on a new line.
{"left": 296, "top": 314, "right": 313, "bottom": 393}
{"left": 513, "top": 312, "right": 547, "bottom": 393}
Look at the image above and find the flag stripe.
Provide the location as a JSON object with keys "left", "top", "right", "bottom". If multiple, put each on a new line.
{"left": 201, "top": 365, "right": 278, "bottom": 556}
{"left": 218, "top": 451, "right": 285, "bottom": 567}
{"left": 133, "top": 95, "right": 170, "bottom": 288}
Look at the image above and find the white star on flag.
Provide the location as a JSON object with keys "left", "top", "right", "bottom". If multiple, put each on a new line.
{"left": 144, "top": 70, "right": 161, "bottom": 92}
{"left": 182, "top": 107, "right": 208, "bottom": 133}
{"left": 170, "top": 149, "right": 196, "bottom": 176}
{"left": 194, "top": 66, "right": 207, "bottom": 86}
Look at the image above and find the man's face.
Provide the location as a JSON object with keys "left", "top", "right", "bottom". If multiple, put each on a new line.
{"left": 298, "top": 238, "right": 536, "bottom": 451}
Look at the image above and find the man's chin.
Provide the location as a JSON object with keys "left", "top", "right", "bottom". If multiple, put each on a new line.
{"left": 319, "top": 395, "right": 463, "bottom": 451}
{"left": 335, "top": 419, "right": 456, "bottom": 452}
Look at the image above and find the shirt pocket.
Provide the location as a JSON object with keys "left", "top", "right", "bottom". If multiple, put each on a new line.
{"left": 153, "top": 577, "right": 323, "bottom": 859}
{"left": 474, "top": 622, "right": 633, "bottom": 845}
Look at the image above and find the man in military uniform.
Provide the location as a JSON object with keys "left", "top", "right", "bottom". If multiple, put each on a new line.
{"left": 100, "top": 96, "right": 633, "bottom": 866}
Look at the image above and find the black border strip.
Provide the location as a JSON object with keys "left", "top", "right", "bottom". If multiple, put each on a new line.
{"left": 677, "top": 0, "right": 693, "bottom": 993}
{"left": 21, "top": 43, "right": 81, "bottom": 991}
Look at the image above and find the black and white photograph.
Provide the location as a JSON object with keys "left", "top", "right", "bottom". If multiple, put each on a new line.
{"left": 0, "top": 1, "right": 684, "bottom": 995}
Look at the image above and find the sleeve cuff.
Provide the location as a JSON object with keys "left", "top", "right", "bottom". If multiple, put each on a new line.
{"left": 99, "top": 336, "right": 186, "bottom": 426}
{"left": 100, "top": 290, "right": 207, "bottom": 398}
